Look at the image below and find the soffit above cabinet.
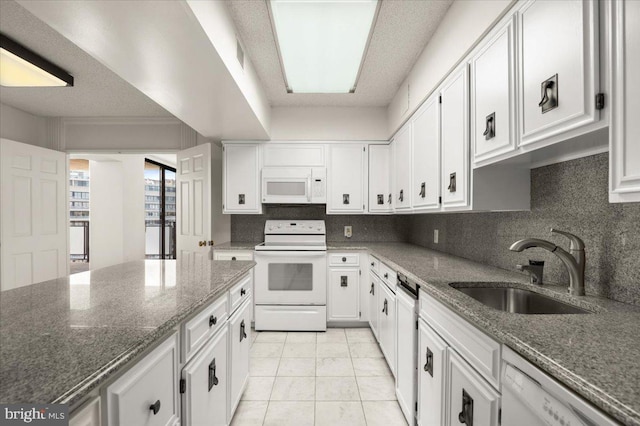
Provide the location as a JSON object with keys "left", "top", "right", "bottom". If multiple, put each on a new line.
{"left": 226, "top": 0, "right": 453, "bottom": 107}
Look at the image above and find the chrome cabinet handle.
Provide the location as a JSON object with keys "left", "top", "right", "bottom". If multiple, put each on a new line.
{"left": 340, "top": 276, "right": 348, "bottom": 287}
{"left": 419, "top": 182, "right": 426, "bottom": 198}
{"left": 370, "top": 283, "right": 374, "bottom": 295}
{"left": 241, "top": 288, "right": 246, "bottom": 296}
{"left": 539, "top": 74, "right": 558, "bottom": 113}
{"left": 377, "top": 194, "right": 384, "bottom": 205}
{"left": 424, "top": 347, "right": 433, "bottom": 377}
{"left": 209, "top": 315, "right": 217, "bottom": 327}
{"left": 458, "top": 389, "right": 474, "bottom": 425}
{"left": 399, "top": 189, "right": 404, "bottom": 202}
{"left": 382, "top": 299, "right": 388, "bottom": 315}
{"left": 231, "top": 256, "right": 237, "bottom": 261}
{"left": 388, "top": 194, "right": 392, "bottom": 205}
{"left": 240, "top": 320, "right": 247, "bottom": 342}
{"left": 447, "top": 173, "right": 456, "bottom": 193}
{"left": 384, "top": 272, "right": 389, "bottom": 279}
{"left": 149, "top": 400, "right": 161, "bottom": 415}
{"left": 208, "top": 358, "right": 219, "bottom": 391}
{"left": 238, "top": 194, "right": 245, "bottom": 205}
{"left": 343, "top": 194, "right": 350, "bottom": 204}
{"left": 483, "top": 112, "right": 495, "bottom": 140}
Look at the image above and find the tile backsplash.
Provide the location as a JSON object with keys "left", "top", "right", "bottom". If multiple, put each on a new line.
{"left": 231, "top": 153, "right": 640, "bottom": 305}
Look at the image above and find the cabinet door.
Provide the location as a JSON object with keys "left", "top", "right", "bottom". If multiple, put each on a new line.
{"left": 328, "top": 144, "right": 367, "bottom": 213}
{"left": 417, "top": 320, "right": 448, "bottom": 426}
{"left": 228, "top": 298, "right": 252, "bottom": 422}
{"left": 328, "top": 268, "right": 360, "bottom": 321}
{"left": 106, "top": 333, "right": 179, "bottom": 426}
{"left": 411, "top": 94, "right": 441, "bottom": 211}
{"left": 368, "top": 144, "right": 392, "bottom": 212}
{"left": 378, "top": 283, "right": 396, "bottom": 376}
{"left": 223, "top": 144, "right": 261, "bottom": 213}
{"left": 393, "top": 124, "right": 412, "bottom": 211}
{"left": 69, "top": 398, "right": 100, "bottom": 426}
{"left": 609, "top": 0, "right": 640, "bottom": 203}
{"left": 440, "top": 66, "right": 470, "bottom": 210}
{"left": 368, "top": 277, "right": 379, "bottom": 340}
{"left": 446, "top": 350, "right": 500, "bottom": 426}
{"left": 395, "top": 289, "right": 417, "bottom": 423}
{"left": 182, "top": 326, "right": 228, "bottom": 426}
{"left": 471, "top": 16, "right": 517, "bottom": 164}
{"left": 518, "top": 0, "right": 599, "bottom": 146}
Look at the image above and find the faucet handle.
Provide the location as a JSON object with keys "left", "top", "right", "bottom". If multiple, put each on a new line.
{"left": 550, "top": 228, "right": 585, "bottom": 250}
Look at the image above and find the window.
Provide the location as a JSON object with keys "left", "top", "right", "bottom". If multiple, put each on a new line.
{"left": 145, "top": 159, "right": 176, "bottom": 259}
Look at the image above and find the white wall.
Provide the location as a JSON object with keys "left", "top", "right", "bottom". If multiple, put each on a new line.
{"left": 388, "top": 0, "right": 515, "bottom": 135}
{"left": 210, "top": 142, "right": 231, "bottom": 244}
{"left": 89, "top": 155, "right": 146, "bottom": 270}
{"left": 270, "top": 107, "right": 389, "bottom": 141}
{"left": 0, "top": 103, "right": 47, "bottom": 148}
{"left": 186, "top": 0, "right": 271, "bottom": 134}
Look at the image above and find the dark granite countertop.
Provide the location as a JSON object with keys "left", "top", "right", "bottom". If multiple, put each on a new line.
{"left": 337, "top": 242, "right": 640, "bottom": 426}
{"left": 0, "top": 259, "right": 255, "bottom": 407}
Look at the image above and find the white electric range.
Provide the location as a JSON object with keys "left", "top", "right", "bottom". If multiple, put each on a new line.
{"left": 254, "top": 220, "right": 327, "bottom": 331}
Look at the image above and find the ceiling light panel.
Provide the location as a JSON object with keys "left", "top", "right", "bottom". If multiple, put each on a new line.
{"left": 270, "top": 0, "right": 378, "bottom": 94}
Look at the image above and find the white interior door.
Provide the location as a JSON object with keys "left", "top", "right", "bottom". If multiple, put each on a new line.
{"left": 0, "top": 139, "right": 67, "bottom": 291}
{"left": 176, "top": 143, "right": 212, "bottom": 266}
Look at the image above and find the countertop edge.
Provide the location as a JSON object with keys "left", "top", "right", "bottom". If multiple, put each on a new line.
{"left": 54, "top": 262, "right": 255, "bottom": 409}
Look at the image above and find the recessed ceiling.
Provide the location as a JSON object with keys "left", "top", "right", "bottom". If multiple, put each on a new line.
{"left": 227, "top": 0, "right": 453, "bottom": 107}
{"left": 0, "top": 0, "right": 171, "bottom": 117}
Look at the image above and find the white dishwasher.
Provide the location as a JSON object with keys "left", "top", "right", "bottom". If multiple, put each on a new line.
{"left": 502, "top": 347, "right": 619, "bottom": 426}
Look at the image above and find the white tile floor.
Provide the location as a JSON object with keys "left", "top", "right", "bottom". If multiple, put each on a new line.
{"left": 231, "top": 328, "right": 409, "bottom": 426}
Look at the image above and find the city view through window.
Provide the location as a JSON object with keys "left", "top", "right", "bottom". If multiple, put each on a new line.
{"left": 144, "top": 159, "right": 176, "bottom": 259}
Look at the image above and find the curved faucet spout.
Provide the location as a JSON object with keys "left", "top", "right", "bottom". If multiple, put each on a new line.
{"left": 509, "top": 236, "right": 585, "bottom": 296}
{"left": 510, "top": 238, "right": 557, "bottom": 252}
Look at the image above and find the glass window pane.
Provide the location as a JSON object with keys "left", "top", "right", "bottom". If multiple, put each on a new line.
{"left": 268, "top": 264, "right": 313, "bottom": 291}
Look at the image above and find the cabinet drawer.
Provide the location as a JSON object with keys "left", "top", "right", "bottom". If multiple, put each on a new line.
{"left": 106, "top": 333, "right": 179, "bottom": 426}
{"left": 182, "top": 295, "right": 229, "bottom": 362}
{"left": 369, "top": 256, "right": 380, "bottom": 277}
{"left": 379, "top": 262, "right": 397, "bottom": 293}
{"left": 214, "top": 251, "right": 253, "bottom": 261}
{"left": 420, "top": 292, "right": 501, "bottom": 388}
{"left": 329, "top": 253, "right": 359, "bottom": 266}
{"left": 229, "top": 273, "right": 252, "bottom": 314}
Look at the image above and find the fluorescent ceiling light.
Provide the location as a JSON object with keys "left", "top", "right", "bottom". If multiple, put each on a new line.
{"left": 269, "top": 0, "right": 379, "bottom": 94}
{"left": 0, "top": 34, "right": 74, "bottom": 87}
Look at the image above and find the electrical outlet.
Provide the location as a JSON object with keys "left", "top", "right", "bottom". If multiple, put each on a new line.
{"left": 344, "top": 226, "right": 353, "bottom": 238}
{"left": 434, "top": 229, "right": 439, "bottom": 244}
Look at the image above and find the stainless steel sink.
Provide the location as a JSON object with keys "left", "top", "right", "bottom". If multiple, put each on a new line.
{"left": 452, "top": 286, "right": 591, "bottom": 314}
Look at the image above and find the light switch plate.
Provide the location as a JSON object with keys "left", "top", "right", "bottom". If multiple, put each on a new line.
{"left": 344, "top": 226, "right": 352, "bottom": 238}
{"left": 434, "top": 229, "right": 439, "bottom": 244}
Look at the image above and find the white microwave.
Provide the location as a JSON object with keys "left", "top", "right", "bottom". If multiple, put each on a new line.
{"left": 261, "top": 167, "right": 326, "bottom": 204}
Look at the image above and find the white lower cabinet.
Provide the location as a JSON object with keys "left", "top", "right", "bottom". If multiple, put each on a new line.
{"left": 106, "top": 333, "right": 180, "bottom": 426}
{"left": 368, "top": 276, "right": 379, "bottom": 340}
{"left": 378, "top": 282, "right": 396, "bottom": 377}
{"left": 70, "top": 397, "right": 100, "bottom": 426}
{"left": 417, "top": 320, "right": 448, "bottom": 426}
{"left": 181, "top": 326, "right": 228, "bottom": 426}
{"left": 328, "top": 268, "right": 360, "bottom": 321}
{"left": 395, "top": 288, "right": 417, "bottom": 424}
{"left": 228, "top": 298, "right": 252, "bottom": 422}
{"left": 447, "top": 350, "right": 501, "bottom": 426}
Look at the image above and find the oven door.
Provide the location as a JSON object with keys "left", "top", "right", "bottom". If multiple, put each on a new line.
{"left": 254, "top": 251, "right": 327, "bottom": 305}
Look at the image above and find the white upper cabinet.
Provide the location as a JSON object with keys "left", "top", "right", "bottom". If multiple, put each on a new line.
{"left": 393, "top": 124, "right": 412, "bottom": 211}
{"left": 328, "top": 144, "right": 367, "bottom": 214}
{"left": 368, "top": 144, "right": 392, "bottom": 213}
{"left": 223, "top": 143, "right": 261, "bottom": 214}
{"left": 609, "top": 0, "right": 640, "bottom": 203}
{"left": 411, "top": 94, "right": 441, "bottom": 211}
{"left": 471, "top": 16, "right": 517, "bottom": 165}
{"left": 440, "top": 66, "right": 470, "bottom": 210}
{"left": 518, "top": 0, "right": 600, "bottom": 146}
{"left": 262, "top": 144, "right": 326, "bottom": 167}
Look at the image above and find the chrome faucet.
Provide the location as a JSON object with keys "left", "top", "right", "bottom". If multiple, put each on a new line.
{"left": 509, "top": 228, "right": 586, "bottom": 296}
